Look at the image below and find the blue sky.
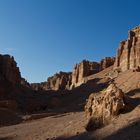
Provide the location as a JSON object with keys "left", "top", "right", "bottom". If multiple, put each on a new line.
{"left": 0, "top": 0, "right": 140, "bottom": 83}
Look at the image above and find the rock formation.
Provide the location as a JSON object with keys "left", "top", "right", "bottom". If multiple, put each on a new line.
{"left": 47, "top": 72, "right": 72, "bottom": 90}
{"left": 71, "top": 59, "right": 115, "bottom": 88}
{"left": 114, "top": 25, "right": 140, "bottom": 71}
{"left": 31, "top": 71, "right": 72, "bottom": 91}
{"left": 100, "top": 57, "right": 115, "bottom": 70}
{"left": 71, "top": 60, "right": 100, "bottom": 88}
{"left": 0, "top": 54, "right": 21, "bottom": 84}
{"left": 85, "top": 83, "right": 126, "bottom": 131}
{"left": 31, "top": 59, "right": 115, "bottom": 91}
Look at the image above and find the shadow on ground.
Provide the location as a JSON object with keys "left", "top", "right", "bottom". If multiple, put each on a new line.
{"left": 43, "top": 78, "right": 110, "bottom": 113}
{"left": 101, "top": 120, "right": 140, "bottom": 140}
{"left": 0, "top": 108, "right": 22, "bottom": 127}
{"left": 53, "top": 132, "right": 91, "bottom": 140}
{"left": 127, "top": 88, "right": 140, "bottom": 96}
{"left": 53, "top": 120, "right": 140, "bottom": 140}
{"left": 122, "top": 89, "right": 140, "bottom": 114}
{"left": 0, "top": 137, "right": 14, "bottom": 140}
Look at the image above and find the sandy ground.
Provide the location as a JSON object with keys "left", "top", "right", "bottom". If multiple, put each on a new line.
{"left": 0, "top": 112, "right": 86, "bottom": 140}
{"left": 1, "top": 102, "right": 140, "bottom": 140}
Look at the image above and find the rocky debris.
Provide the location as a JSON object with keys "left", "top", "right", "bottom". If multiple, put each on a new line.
{"left": 71, "top": 60, "right": 100, "bottom": 88}
{"left": 0, "top": 54, "right": 21, "bottom": 84}
{"left": 31, "top": 71, "right": 72, "bottom": 91}
{"left": 85, "top": 83, "right": 126, "bottom": 131}
{"left": 0, "top": 100, "right": 18, "bottom": 110}
{"left": 114, "top": 25, "right": 140, "bottom": 72}
{"left": 106, "top": 68, "right": 121, "bottom": 80}
{"left": 100, "top": 57, "right": 115, "bottom": 71}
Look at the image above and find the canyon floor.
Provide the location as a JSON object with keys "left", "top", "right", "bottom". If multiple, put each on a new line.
{"left": 1, "top": 67, "right": 140, "bottom": 140}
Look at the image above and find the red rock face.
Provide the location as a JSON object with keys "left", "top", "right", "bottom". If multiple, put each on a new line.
{"left": 114, "top": 25, "right": 140, "bottom": 71}
{"left": 31, "top": 71, "right": 72, "bottom": 91}
{"left": 46, "top": 71, "right": 72, "bottom": 90}
{"left": 100, "top": 57, "right": 115, "bottom": 71}
{"left": 0, "top": 55, "right": 21, "bottom": 84}
{"left": 71, "top": 60, "right": 100, "bottom": 88}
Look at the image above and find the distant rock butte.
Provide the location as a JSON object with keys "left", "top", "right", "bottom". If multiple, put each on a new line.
{"left": 114, "top": 25, "right": 140, "bottom": 71}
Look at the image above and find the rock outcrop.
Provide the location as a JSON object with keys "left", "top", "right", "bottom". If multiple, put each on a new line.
{"left": 31, "top": 71, "right": 72, "bottom": 91}
{"left": 31, "top": 59, "right": 115, "bottom": 91}
{"left": 71, "top": 60, "right": 100, "bottom": 88}
{"left": 47, "top": 72, "right": 72, "bottom": 90}
{"left": 85, "top": 83, "right": 126, "bottom": 131}
{"left": 114, "top": 25, "right": 140, "bottom": 71}
{"left": 71, "top": 59, "right": 115, "bottom": 88}
{"left": 100, "top": 57, "right": 115, "bottom": 70}
{"left": 0, "top": 54, "right": 21, "bottom": 84}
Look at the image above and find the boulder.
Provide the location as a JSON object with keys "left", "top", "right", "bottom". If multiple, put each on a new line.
{"left": 85, "top": 83, "right": 126, "bottom": 131}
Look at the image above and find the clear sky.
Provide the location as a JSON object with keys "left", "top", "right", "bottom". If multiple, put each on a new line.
{"left": 0, "top": 0, "right": 140, "bottom": 83}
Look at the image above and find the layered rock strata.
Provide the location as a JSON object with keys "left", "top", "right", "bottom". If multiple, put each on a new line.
{"left": 31, "top": 72, "right": 72, "bottom": 91}
{"left": 114, "top": 25, "right": 140, "bottom": 71}
{"left": 100, "top": 57, "right": 115, "bottom": 70}
{"left": 31, "top": 59, "right": 115, "bottom": 91}
{"left": 71, "top": 60, "right": 100, "bottom": 88}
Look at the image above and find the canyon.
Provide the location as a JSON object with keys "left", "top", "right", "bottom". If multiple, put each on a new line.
{"left": 1, "top": 25, "right": 140, "bottom": 140}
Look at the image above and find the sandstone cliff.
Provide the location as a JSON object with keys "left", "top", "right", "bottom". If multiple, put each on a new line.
{"left": 71, "top": 60, "right": 100, "bottom": 88}
{"left": 31, "top": 59, "right": 115, "bottom": 91}
{"left": 71, "top": 58, "right": 115, "bottom": 88}
{"left": 100, "top": 57, "right": 115, "bottom": 70}
{"left": 114, "top": 25, "right": 140, "bottom": 71}
{"left": 31, "top": 71, "right": 72, "bottom": 91}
